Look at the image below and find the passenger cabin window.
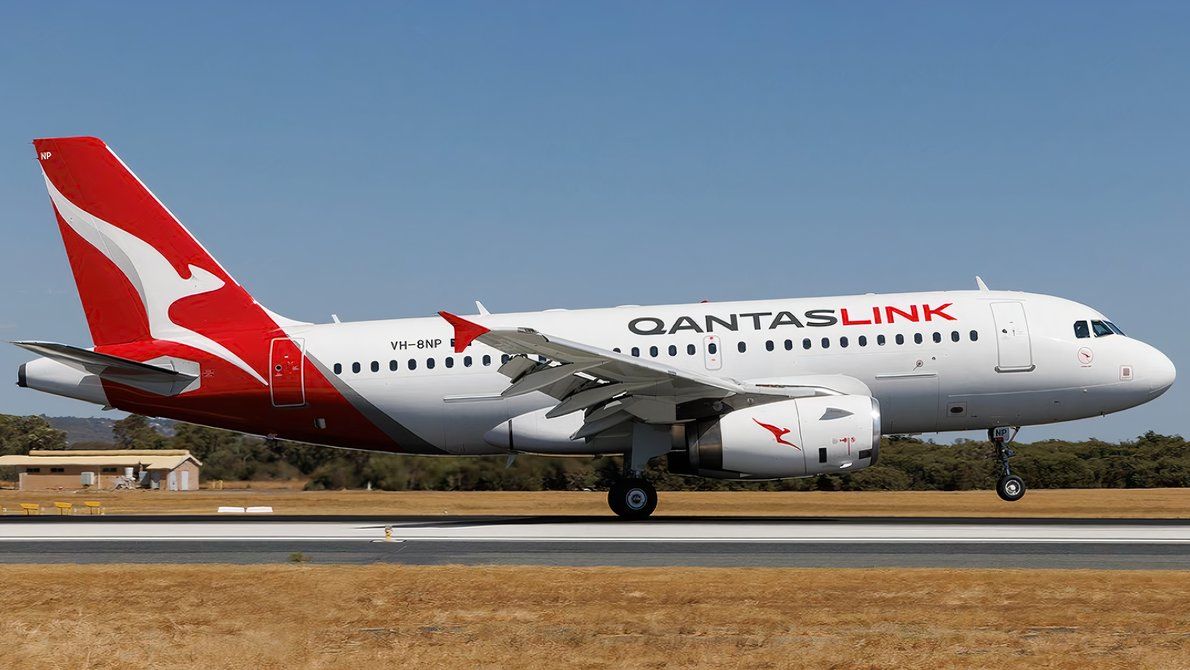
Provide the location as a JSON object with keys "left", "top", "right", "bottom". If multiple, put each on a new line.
{"left": 631, "top": 347, "right": 640, "bottom": 357}
{"left": 389, "top": 360, "right": 398, "bottom": 371}
{"left": 802, "top": 338, "right": 811, "bottom": 350}
{"left": 877, "top": 334, "right": 886, "bottom": 346}
{"left": 408, "top": 359, "right": 417, "bottom": 370}
{"left": 895, "top": 334, "right": 905, "bottom": 345}
{"left": 687, "top": 344, "right": 696, "bottom": 355}
{"left": 370, "top": 361, "right": 379, "bottom": 373}
{"left": 737, "top": 341, "right": 746, "bottom": 353}
{"left": 858, "top": 336, "right": 867, "bottom": 347}
{"left": 445, "top": 357, "right": 454, "bottom": 368}
{"left": 765, "top": 340, "right": 774, "bottom": 352}
{"left": 482, "top": 355, "right": 492, "bottom": 366}
{"left": 914, "top": 333, "right": 923, "bottom": 345}
{"left": 784, "top": 339, "right": 793, "bottom": 351}
{"left": 668, "top": 345, "right": 678, "bottom": 356}
{"left": 821, "top": 337, "right": 830, "bottom": 349}
{"left": 333, "top": 363, "right": 342, "bottom": 375}
{"left": 951, "top": 331, "right": 960, "bottom": 342}
{"left": 969, "top": 330, "right": 979, "bottom": 341}
{"left": 707, "top": 342, "right": 718, "bottom": 354}
{"left": 426, "top": 358, "right": 436, "bottom": 369}
{"left": 839, "top": 336, "right": 849, "bottom": 348}
{"left": 351, "top": 362, "right": 361, "bottom": 374}
{"left": 464, "top": 356, "right": 473, "bottom": 367}
{"left": 932, "top": 332, "right": 942, "bottom": 344}
{"left": 649, "top": 346, "right": 659, "bottom": 357}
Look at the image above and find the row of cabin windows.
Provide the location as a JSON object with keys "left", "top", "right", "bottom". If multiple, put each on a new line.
{"left": 333, "top": 330, "right": 981, "bottom": 375}
{"left": 334, "top": 353, "right": 520, "bottom": 376}
{"left": 616, "top": 330, "right": 979, "bottom": 358}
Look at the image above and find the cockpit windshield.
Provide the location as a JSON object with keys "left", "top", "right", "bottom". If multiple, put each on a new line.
{"left": 1075, "top": 320, "right": 1126, "bottom": 338}
{"left": 1093, "top": 320, "right": 1124, "bottom": 337}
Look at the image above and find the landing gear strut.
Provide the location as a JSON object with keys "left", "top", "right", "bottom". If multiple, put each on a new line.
{"left": 607, "top": 425, "right": 668, "bottom": 519}
{"left": 990, "top": 426, "right": 1026, "bottom": 502}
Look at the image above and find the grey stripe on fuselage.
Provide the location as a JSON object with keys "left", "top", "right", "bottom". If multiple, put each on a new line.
{"left": 305, "top": 354, "right": 446, "bottom": 454}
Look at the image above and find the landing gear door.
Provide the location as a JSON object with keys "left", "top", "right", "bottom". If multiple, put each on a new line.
{"left": 269, "top": 337, "right": 306, "bottom": 407}
{"left": 990, "top": 302, "right": 1034, "bottom": 372}
{"left": 703, "top": 334, "right": 723, "bottom": 370}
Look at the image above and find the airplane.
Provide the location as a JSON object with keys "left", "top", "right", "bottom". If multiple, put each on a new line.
{"left": 15, "top": 136, "right": 1176, "bottom": 518}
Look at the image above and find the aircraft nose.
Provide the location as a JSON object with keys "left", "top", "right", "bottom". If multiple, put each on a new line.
{"left": 1148, "top": 347, "right": 1176, "bottom": 397}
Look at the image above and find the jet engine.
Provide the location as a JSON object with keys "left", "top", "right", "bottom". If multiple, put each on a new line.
{"left": 667, "top": 395, "right": 880, "bottom": 480}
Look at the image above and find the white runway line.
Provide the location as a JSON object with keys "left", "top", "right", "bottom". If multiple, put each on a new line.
{"left": 0, "top": 520, "right": 1188, "bottom": 544}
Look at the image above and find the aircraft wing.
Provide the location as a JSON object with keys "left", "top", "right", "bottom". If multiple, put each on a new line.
{"left": 439, "top": 311, "right": 864, "bottom": 439}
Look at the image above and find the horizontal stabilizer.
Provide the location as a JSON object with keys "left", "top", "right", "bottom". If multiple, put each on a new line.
{"left": 13, "top": 341, "right": 199, "bottom": 396}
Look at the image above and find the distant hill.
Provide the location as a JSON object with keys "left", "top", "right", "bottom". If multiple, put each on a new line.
{"left": 45, "top": 416, "right": 175, "bottom": 446}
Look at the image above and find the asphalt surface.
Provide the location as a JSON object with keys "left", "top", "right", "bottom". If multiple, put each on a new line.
{"left": 0, "top": 515, "right": 1186, "bottom": 569}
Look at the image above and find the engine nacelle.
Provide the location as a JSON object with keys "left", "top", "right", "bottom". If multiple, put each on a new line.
{"left": 668, "top": 395, "right": 881, "bottom": 480}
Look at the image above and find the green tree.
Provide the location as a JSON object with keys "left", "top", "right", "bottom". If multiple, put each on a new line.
{"left": 0, "top": 414, "right": 68, "bottom": 454}
{"left": 112, "top": 415, "right": 167, "bottom": 450}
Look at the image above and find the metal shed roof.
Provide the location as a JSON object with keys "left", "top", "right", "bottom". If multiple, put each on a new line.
{"left": 0, "top": 449, "right": 201, "bottom": 470}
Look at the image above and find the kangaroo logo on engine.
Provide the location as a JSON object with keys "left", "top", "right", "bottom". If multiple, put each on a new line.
{"left": 753, "top": 418, "right": 800, "bottom": 450}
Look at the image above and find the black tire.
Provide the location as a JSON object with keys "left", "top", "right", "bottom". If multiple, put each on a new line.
{"left": 996, "top": 474, "right": 1026, "bottom": 502}
{"left": 608, "top": 478, "right": 658, "bottom": 519}
{"left": 607, "top": 485, "right": 626, "bottom": 517}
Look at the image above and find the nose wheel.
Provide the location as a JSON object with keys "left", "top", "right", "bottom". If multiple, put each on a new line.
{"left": 990, "top": 426, "right": 1026, "bottom": 502}
{"left": 997, "top": 474, "right": 1026, "bottom": 502}
{"left": 608, "top": 478, "right": 658, "bottom": 519}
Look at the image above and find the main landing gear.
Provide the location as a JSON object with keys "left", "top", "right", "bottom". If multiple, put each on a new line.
{"left": 608, "top": 478, "right": 658, "bottom": 520}
{"left": 608, "top": 425, "right": 669, "bottom": 519}
{"left": 990, "top": 426, "right": 1026, "bottom": 502}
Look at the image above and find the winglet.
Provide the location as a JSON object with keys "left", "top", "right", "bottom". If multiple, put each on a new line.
{"left": 438, "top": 311, "right": 490, "bottom": 353}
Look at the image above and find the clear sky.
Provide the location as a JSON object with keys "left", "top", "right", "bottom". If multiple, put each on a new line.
{"left": 0, "top": 2, "right": 1186, "bottom": 442}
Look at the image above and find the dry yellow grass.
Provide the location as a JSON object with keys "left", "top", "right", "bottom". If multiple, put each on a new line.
{"left": 0, "top": 565, "right": 1186, "bottom": 670}
{"left": 1, "top": 487, "right": 1188, "bottom": 518}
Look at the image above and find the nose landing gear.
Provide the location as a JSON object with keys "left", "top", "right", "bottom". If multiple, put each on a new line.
{"left": 990, "top": 426, "right": 1026, "bottom": 502}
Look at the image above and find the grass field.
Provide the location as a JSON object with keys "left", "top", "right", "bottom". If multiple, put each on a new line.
{"left": 1, "top": 487, "right": 1188, "bottom": 518}
{"left": 0, "top": 564, "right": 1186, "bottom": 669}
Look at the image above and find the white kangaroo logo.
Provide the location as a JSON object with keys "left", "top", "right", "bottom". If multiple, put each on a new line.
{"left": 43, "top": 174, "right": 267, "bottom": 386}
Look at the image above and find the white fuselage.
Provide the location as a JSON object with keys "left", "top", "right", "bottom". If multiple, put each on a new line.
{"left": 284, "top": 289, "right": 1174, "bottom": 455}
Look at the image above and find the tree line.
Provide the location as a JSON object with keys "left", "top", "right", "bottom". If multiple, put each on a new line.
{"left": 1, "top": 413, "right": 1187, "bottom": 491}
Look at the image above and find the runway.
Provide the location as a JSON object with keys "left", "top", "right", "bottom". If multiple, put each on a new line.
{"left": 1, "top": 516, "right": 1187, "bottom": 568}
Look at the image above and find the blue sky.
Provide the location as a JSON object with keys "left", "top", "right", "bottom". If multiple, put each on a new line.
{"left": 0, "top": 2, "right": 1186, "bottom": 441}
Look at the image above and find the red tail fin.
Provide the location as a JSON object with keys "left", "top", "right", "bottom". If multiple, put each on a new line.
{"left": 34, "top": 136, "right": 282, "bottom": 385}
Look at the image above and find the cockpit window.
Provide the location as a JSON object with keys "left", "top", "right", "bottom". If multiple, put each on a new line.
{"left": 1091, "top": 320, "right": 1115, "bottom": 337}
{"left": 1074, "top": 321, "right": 1090, "bottom": 339}
{"left": 1107, "top": 321, "right": 1125, "bottom": 336}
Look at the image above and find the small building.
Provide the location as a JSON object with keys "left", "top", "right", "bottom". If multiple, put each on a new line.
{"left": 0, "top": 449, "right": 201, "bottom": 492}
